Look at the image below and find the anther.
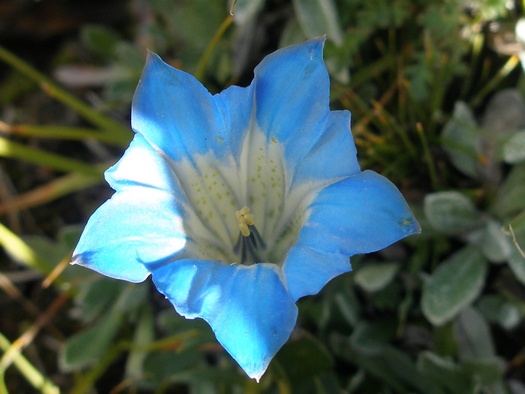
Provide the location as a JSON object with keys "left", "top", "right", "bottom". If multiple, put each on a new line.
{"left": 236, "top": 206, "right": 254, "bottom": 236}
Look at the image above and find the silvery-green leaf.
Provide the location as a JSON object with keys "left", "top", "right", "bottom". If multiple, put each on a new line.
{"left": 292, "top": 0, "right": 343, "bottom": 45}
{"left": 422, "top": 247, "right": 487, "bottom": 326}
{"left": 454, "top": 307, "right": 495, "bottom": 360}
{"left": 503, "top": 130, "right": 525, "bottom": 163}
{"left": 441, "top": 102, "right": 480, "bottom": 178}
{"left": 508, "top": 247, "right": 525, "bottom": 285}
{"left": 467, "top": 220, "right": 513, "bottom": 263}
{"left": 354, "top": 262, "right": 399, "bottom": 292}
{"left": 424, "top": 191, "right": 478, "bottom": 235}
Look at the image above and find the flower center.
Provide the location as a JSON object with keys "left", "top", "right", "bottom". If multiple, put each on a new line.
{"left": 233, "top": 206, "right": 266, "bottom": 265}
{"left": 166, "top": 127, "right": 330, "bottom": 267}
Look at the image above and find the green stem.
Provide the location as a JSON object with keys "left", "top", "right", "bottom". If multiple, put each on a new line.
{"left": 0, "top": 170, "right": 103, "bottom": 214}
{"left": 0, "top": 122, "right": 128, "bottom": 148}
{"left": 0, "top": 46, "right": 130, "bottom": 144}
{"left": 470, "top": 55, "right": 520, "bottom": 107}
{"left": 0, "top": 332, "right": 60, "bottom": 394}
{"left": 416, "top": 122, "right": 439, "bottom": 190}
{"left": 0, "top": 136, "right": 104, "bottom": 176}
{"left": 195, "top": 15, "right": 234, "bottom": 81}
{"left": 0, "top": 223, "right": 55, "bottom": 279}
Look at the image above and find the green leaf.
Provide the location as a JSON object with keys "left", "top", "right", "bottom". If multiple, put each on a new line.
{"left": 424, "top": 191, "right": 479, "bottom": 235}
{"left": 354, "top": 262, "right": 399, "bottom": 292}
{"left": 76, "top": 278, "right": 128, "bottom": 323}
{"left": 334, "top": 287, "right": 361, "bottom": 327}
{"left": 441, "top": 101, "right": 480, "bottom": 178}
{"left": 292, "top": 0, "right": 344, "bottom": 45}
{"left": 350, "top": 321, "right": 396, "bottom": 354}
{"left": 141, "top": 351, "right": 205, "bottom": 387}
{"left": 467, "top": 220, "right": 513, "bottom": 263}
{"left": 22, "top": 235, "right": 69, "bottom": 269}
{"left": 422, "top": 246, "right": 487, "bottom": 325}
{"left": 454, "top": 307, "right": 495, "bottom": 359}
{"left": 125, "top": 306, "right": 154, "bottom": 380}
{"left": 492, "top": 164, "right": 525, "bottom": 219}
{"left": 461, "top": 358, "right": 504, "bottom": 386}
{"left": 330, "top": 335, "right": 431, "bottom": 393}
{"left": 417, "top": 352, "right": 472, "bottom": 393}
{"left": 477, "top": 295, "right": 522, "bottom": 329}
{"left": 60, "top": 312, "right": 121, "bottom": 371}
{"left": 508, "top": 246, "right": 525, "bottom": 285}
{"left": 280, "top": 17, "right": 307, "bottom": 48}
{"left": 58, "top": 225, "right": 83, "bottom": 250}
{"left": 503, "top": 130, "right": 525, "bottom": 163}
{"left": 433, "top": 323, "right": 458, "bottom": 357}
{"left": 275, "top": 335, "right": 334, "bottom": 389}
{"left": 81, "top": 25, "right": 120, "bottom": 58}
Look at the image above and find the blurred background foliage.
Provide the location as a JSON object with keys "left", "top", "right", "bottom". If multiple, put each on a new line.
{"left": 1, "top": 0, "right": 525, "bottom": 392}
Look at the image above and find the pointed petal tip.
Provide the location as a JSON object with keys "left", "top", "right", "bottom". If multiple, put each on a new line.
{"left": 296, "top": 36, "right": 326, "bottom": 60}
{"left": 143, "top": 51, "right": 168, "bottom": 74}
{"left": 407, "top": 216, "right": 422, "bottom": 235}
{"left": 400, "top": 210, "right": 422, "bottom": 238}
{"left": 239, "top": 362, "right": 268, "bottom": 383}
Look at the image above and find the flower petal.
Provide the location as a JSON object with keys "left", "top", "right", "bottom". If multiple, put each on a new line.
{"left": 151, "top": 261, "right": 298, "bottom": 381}
{"left": 253, "top": 38, "right": 359, "bottom": 180}
{"left": 105, "top": 133, "right": 181, "bottom": 193}
{"left": 72, "top": 188, "right": 186, "bottom": 282}
{"left": 283, "top": 247, "right": 350, "bottom": 302}
{"left": 284, "top": 170, "right": 420, "bottom": 300}
{"left": 254, "top": 38, "right": 328, "bottom": 142}
{"left": 291, "top": 110, "right": 359, "bottom": 185}
{"left": 132, "top": 52, "right": 251, "bottom": 162}
{"left": 214, "top": 83, "right": 255, "bottom": 159}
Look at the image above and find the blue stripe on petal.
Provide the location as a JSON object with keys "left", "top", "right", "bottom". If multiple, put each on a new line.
{"left": 283, "top": 246, "right": 351, "bottom": 302}
{"left": 72, "top": 188, "right": 186, "bottom": 282}
{"left": 295, "top": 170, "right": 420, "bottom": 257}
{"left": 132, "top": 53, "right": 236, "bottom": 162}
{"left": 151, "top": 261, "right": 298, "bottom": 381}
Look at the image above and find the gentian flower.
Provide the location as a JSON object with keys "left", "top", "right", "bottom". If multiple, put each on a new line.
{"left": 72, "top": 38, "right": 420, "bottom": 381}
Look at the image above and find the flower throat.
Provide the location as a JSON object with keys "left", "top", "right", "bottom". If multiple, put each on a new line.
{"left": 233, "top": 206, "right": 266, "bottom": 265}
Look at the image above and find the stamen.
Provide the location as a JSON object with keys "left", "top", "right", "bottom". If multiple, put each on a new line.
{"left": 233, "top": 206, "right": 266, "bottom": 265}
{"left": 236, "top": 206, "right": 254, "bottom": 236}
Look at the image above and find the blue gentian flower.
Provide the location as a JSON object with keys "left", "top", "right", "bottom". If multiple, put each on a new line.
{"left": 72, "top": 38, "right": 420, "bottom": 381}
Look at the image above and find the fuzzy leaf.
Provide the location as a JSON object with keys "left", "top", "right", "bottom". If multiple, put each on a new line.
{"left": 422, "top": 247, "right": 487, "bottom": 325}
{"left": 424, "top": 191, "right": 478, "bottom": 235}
{"left": 354, "top": 262, "right": 399, "bottom": 292}
{"left": 441, "top": 102, "right": 480, "bottom": 178}
{"left": 503, "top": 130, "right": 525, "bottom": 163}
{"left": 292, "top": 0, "right": 343, "bottom": 45}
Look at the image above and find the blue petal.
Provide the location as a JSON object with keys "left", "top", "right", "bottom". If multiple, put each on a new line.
{"left": 214, "top": 83, "right": 255, "bottom": 159}
{"left": 283, "top": 170, "right": 420, "bottom": 300}
{"left": 291, "top": 110, "right": 359, "bottom": 185}
{"left": 105, "top": 133, "right": 181, "bottom": 194}
{"left": 283, "top": 247, "right": 351, "bottom": 302}
{"left": 72, "top": 188, "right": 186, "bottom": 282}
{"left": 151, "top": 261, "right": 298, "bottom": 381}
{"left": 253, "top": 38, "right": 359, "bottom": 178}
{"left": 132, "top": 52, "right": 251, "bottom": 162}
